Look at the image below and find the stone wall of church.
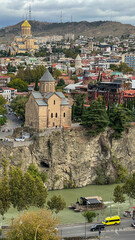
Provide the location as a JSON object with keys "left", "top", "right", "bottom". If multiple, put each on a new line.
{"left": 60, "top": 105, "right": 71, "bottom": 127}
{"left": 38, "top": 106, "right": 48, "bottom": 130}
{"left": 47, "top": 95, "right": 61, "bottom": 128}
{"left": 25, "top": 95, "right": 39, "bottom": 129}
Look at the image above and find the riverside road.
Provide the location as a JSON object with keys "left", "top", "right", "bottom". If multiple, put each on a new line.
{"left": 58, "top": 218, "right": 135, "bottom": 239}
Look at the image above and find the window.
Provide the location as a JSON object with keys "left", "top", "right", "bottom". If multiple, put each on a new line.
{"left": 63, "top": 112, "right": 65, "bottom": 117}
{"left": 54, "top": 100, "right": 55, "bottom": 105}
{"left": 51, "top": 113, "right": 53, "bottom": 118}
{"left": 55, "top": 113, "right": 57, "bottom": 118}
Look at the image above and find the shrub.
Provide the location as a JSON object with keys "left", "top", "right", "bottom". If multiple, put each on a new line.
{"left": 83, "top": 211, "right": 96, "bottom": 223}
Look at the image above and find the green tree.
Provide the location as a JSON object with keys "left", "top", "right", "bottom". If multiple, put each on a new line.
{"left": 57, "top": 78, "right": 65, "bottom": 87}
{"left": 16, "top": 65, "right": 46, "bottom": 84}
{"left": 7, "top": 63, "right": 16, "bottom": 73}
{"left": 10, "top": 95, "right": 28, "bottom": 120}
{"left": 110, "top": 64, "right": 119, "bottom": 71}
{"left": 83, "top": 211, "right": 96, "bottom": 223}
{"left": 0, "top": 96, "right": 6, "bottom": 106}
{"left": 118, "top": 62, "right": 133, "bottom": 73}
{"left": 0, "top": 96, "right": 7, "bottom": 126}
{"left": 71, "top": 76, "right": 78, "bottom": 83}
{"left": 9, "top": 167, "right": 26, "bottom": 212}
{"left": 47, "top": 195, "right": 66, "bottom": 214}
{"left": 123, "top": 173, "right": 135, "bottom": 209}
{"left": 6, "top": 210, "right": 60, "bottom": 240}
{"left": 72, "top": 94, "right": 86, "bottom": 121}
{"left": 53, "top": 68, "right": 61, "bottom": 80}
{"left": 113, "top": 185, "right": 125, "bottom": 216}
{"left": 0, "top": 160, "right": 10, "bottom": 218}
{"left": 27, "top": 164, "right": 48, "bottom": 183}
{"left": 8, "top": 78, "right": 28, "bottom": 92}
{"left": 109, "top": 105, "right": 132, "bottom": 138}
{"left": 9, "top": 167, "right": 48, "bottom": 212}
{"left": 33, "top": 176, "right": 48, "bottom": 208}
{"left": 82, "top": 100, "right": 109, "bottom": 136}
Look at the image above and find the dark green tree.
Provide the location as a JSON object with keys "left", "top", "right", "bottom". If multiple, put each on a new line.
{"left": 73, "top": 94, "right": 86, "bottom": 121}
{"left": 47, "top": 195, "right": 66, "bottom": 214}
{"left": 110, "top": 64, "right": 119, "bottom": 71}
{"left": 109, "top": 105, "right": 132, "bottom": 138}
{"left": 113, "top": 185, "right": 125, "bottom": 216}
{"left": 57, "top": 78, "right": 65, "bottom": 87}
{"left": 82, "top": 100, "right": 109, "bottom": 136}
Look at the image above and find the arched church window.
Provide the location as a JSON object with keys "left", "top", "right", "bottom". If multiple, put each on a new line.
{"left": 63, "top": 112, "right": 65, "bottom": 117}
{"left": 55, "top": 113, "right": 57, "bottom": 118}
{"left": 54, "top": 100, "right": 55, "bottom": 105}
{"left": 51, "top": 113, "right": 53, "bottom": 118}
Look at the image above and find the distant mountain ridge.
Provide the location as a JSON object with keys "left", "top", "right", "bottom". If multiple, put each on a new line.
{"left": 0, "top": 20, "right": 135, "bottom": 44}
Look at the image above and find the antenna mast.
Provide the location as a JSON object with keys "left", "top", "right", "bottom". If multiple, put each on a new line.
{"left": 29, "top": 3, "right": 31, "bottom": 21}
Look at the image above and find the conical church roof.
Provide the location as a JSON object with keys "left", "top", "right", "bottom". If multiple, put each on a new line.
{"left": 40, "top": 69, "right": 55, "bottom": 82}
{"left": 21, "top": 20, "right": 31, "bottom": 27}
{"left": 75, "top": 54, "right": 81, "bottom": 60}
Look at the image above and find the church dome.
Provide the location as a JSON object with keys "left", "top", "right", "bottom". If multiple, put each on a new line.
{"left": 21, "top": 20, "right": 31, "bottom": 27}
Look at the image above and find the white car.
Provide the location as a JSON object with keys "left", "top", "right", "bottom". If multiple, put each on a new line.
{"left": 14, "top": 138, "right": 25, "bottom": 142}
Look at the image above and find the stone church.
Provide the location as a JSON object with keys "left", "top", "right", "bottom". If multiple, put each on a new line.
{"left": 25, "top": 70, "right": 71, "bottom": 130}
{"left": 10, "top": 20, "right": 39, "bottom": 55}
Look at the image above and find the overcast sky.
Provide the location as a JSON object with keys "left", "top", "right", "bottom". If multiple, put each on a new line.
{"left": 0, "top": 0, "right": 135, "bottom": 28}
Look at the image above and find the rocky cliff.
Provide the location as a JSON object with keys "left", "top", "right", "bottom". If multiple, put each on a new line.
{"left": 0, "top": 126, "right": 135, "bottom": 189}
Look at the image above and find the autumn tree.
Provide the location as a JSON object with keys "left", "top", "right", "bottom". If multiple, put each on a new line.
{"left": 6, "top": 209, "right": 60, "bottom": 240}
{"left": 47, "top": 195, "right": 66, "bottom": 214}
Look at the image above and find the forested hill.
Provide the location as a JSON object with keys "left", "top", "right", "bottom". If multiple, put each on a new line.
{"left": 0, "top": 20, "right": 135, "bottom": 44}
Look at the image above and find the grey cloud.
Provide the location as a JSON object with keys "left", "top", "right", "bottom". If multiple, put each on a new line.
{"left": 0, "top": 0, "right": 135, "bottom": 28}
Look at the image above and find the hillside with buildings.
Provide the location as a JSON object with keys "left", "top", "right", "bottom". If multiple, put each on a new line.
{"left": 0, "top": 20, "right": 135, "bottom": 44}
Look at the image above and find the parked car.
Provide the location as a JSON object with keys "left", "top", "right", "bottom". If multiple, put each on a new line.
{"left": 90, "top": 223, "right": 105, "bottom": 231}
{"left": 123, "top": 211, "right": 131, "bottom": 217}
{"left": 131, "top": 218, "right": 135, "bottom": 227}
{"left": 14, "top": 138, "right": 25, "bottom": 142}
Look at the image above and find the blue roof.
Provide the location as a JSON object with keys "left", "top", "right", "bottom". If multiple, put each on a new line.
{"left": 32, "top": 91, "right": 43, "bottom": 99}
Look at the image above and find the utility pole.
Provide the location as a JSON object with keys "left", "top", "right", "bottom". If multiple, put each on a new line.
{"left": 29, "top": 3, "right": 31, "bottom": 21}
{"left": 85, "top": 217, "right": 87, "bottom": 240}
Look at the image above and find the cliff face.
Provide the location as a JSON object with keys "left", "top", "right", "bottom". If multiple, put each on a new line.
{"left": 0, "top": 127, "right": 135, "bottom": 190}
